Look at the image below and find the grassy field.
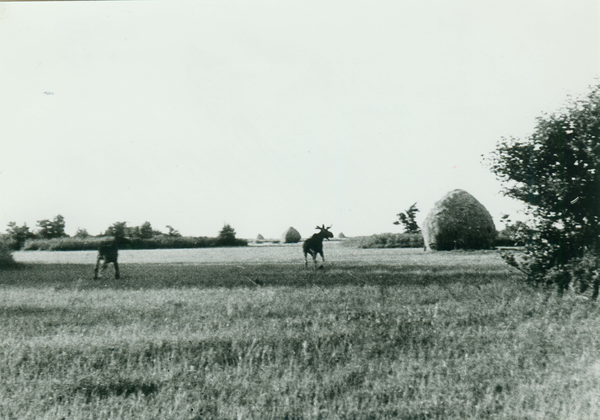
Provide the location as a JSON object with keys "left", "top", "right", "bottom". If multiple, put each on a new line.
{"left": 2, "top": 245, "right": 600, "bottom": 419}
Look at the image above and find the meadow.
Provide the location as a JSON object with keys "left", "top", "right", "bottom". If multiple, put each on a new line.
{"left": 2, "top": 244, "right": 600, "bottom": 419}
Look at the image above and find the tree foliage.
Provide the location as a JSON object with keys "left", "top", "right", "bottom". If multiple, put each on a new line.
{"left": 105, "top": 222, "right": 128, "bottom": 240}
{"left": 394, "top": 203, "right": 420, "bottom": 233}
{"left": 496, "top": 215, "right": 528, "bottom": 247}
{"left": 36, "top": 215, "right": 67, "bottom": 239}
{"left": 166, "top": 225, "right": 182, "bottom": 237}
{"left": 74, "top": 228, "right": 89, "bottom": 238}
{"left": 489, "top": 85, "right": 600, "bottom": 296}
{"left": 139, "top": 221, "right": 154, "bottom": 239}
{"left": 6, "top": 222, "right": 34, "bottom": 249}
{"left": 217, "top": 224, "right": 238, "bottom": 246}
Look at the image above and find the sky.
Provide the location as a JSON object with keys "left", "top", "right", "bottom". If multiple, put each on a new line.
{"left": 1, "top": 0, "right": 598, "bottom": 239}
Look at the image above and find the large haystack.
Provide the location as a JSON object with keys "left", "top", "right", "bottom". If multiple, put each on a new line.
{"left": 422, "top": 189, "right": 496, "bottom": 251}
{"left": 281, "top": 227, "right": 301, "bottom": 243}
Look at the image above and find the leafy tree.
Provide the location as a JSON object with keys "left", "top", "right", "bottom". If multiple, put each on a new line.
{"left": 496, "top": 218, "right": 529, "bottom": 247}
{"left": 6, "top": 222, "right": 34, "bottom": 249}
{"left": 51, "top": 215, "right": 67, "bottom": 238}
{"left": 105, "top": 222, "right": 128, "bottom": 240}
{"left": 126, "top": 226, "right": 141, "bottom": 238}
{"left": 489, "top": 85, "right": 600, "bottom": 296}
{"left": 217, "top": 224, "right": 238, "bottom": 246}
{"left": 36, "top": 215, "right": 67, "bottom": 239}
{"left": 140, "top": 222, "right": 154, "bottom": 239}
{"left": 74, "top": 228, "right": 89, "bottom": 238}
{"left": 36, "top": 219, "right": 53, "bottom": 239}
{"left": 166, "top": 225, "right": 182, "bottom": 237}
{"left": 394, "top": 203, "right": 420, "bottom": 233}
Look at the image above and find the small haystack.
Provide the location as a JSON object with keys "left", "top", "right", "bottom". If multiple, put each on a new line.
{"left": 422, "top": 189, "right": 496, "bottom": 251}
{"left": 338, "top": 232, "right": 346, "bottom": 239}
{"left": 281, "top": 227, "right": 301, "bottom": 243}
{"left": 253, "top": 234, "right": 264, "bottom": 244}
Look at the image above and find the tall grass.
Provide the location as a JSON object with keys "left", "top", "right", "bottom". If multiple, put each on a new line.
{"left": 1, "top": 251, "right": 600, "bottom": 418}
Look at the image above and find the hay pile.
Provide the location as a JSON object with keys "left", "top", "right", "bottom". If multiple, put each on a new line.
{"left": 253, "top": 234, "right": 264, "bottom": 244}
{"left": 338, "top": 232, "right": 346, "bottom": 239}
{"left": 422, "top": 189, "right": 496, "bottom": 251}
{"left": 281, "top": 227, "right": 301, "bottom": 243}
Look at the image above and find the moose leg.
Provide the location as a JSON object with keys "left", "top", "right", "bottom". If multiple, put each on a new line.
{"left": 100, "top": 260, "right": 110, "bottom": 278}
{"left": 113, "top": 260, "right": 120, "bottom": 279}
{"left": 306, "top": 250, "right": 317, "bottom": 268}
{"left": 94, "top": 257, "right": 103, "bottom": 279}
{"left": 318, "top": 251, "right": 326, "bottom": 269}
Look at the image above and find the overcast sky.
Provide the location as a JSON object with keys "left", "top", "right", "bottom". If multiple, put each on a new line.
{"left": 1, "top": 0, "right": 598, "bottom": 239}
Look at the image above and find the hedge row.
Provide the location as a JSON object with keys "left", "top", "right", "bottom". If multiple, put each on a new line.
{"left": 22, "top": 236, "right": 248, "bottom": 251}
{"left": 350, "top": 233, "right": 425, "bottom": 249}
{"left": 348, "top": 232, "right": 521, "bottom": 249}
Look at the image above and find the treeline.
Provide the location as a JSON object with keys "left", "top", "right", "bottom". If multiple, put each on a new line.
{"left": 2, "top": 217, "right": 247, "bottom": 251}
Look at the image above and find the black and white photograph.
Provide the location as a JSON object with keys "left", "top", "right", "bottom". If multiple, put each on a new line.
{"left": 1, "top": 0, "right": 599, "bottom": 418}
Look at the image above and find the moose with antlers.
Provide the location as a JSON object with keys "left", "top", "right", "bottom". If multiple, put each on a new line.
{"left": 303, "top": 224, "right": 334, "bottom": 268}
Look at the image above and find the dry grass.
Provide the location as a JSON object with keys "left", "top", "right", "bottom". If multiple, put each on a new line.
{"left": 2, "top": 247, "right": 600, "bottom": 419}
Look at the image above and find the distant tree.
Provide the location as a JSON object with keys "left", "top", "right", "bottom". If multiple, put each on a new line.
{"left": 496, "top": 215, "right": 529, "bottom": 247}
{"left": 126, "top": 226, "right": 141, "bottom": 238}
{"left": 6, "top": 222, "right": 34, "bottom": 249}
{"left": 217, "top": 224, "right": 238, "bottom": 246}
{"left": 36, "top": 219, "right": 53, "bottom": 239}
{"left": 489, "top": 84, "right": 600, "bottom": 297}
{"left": 394, "top": 203, "right": 420, "bottom": 233}
{"left": 166, "top": 225, "right": 182, "bottom": 237}
{"left": 51, "top": 215, "right": 67, "bottom": 238}
{"left": 74, "top": 228, "right": 89, "bottom": 238}
{"left": 105, "top": 222, "right": 128, "bottom": 240}
{"left": 36, "top": 215, "right": 67, "bottom": 239}
{"left": 140, "top": 221, "right": 154, "bottom": 239}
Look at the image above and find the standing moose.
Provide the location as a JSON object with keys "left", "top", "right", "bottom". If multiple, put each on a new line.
{"left": 93, "top": 236, "right": 129, "bottom": 280}
{"left": 303, "top": 225, "right": 334, "bottom": 268}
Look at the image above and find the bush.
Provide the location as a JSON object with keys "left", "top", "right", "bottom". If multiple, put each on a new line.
{"left": 489, "top": 85, "right": 600, "bottom": 295}
{"left": 569, "top": 252, "right": 600, "bottom": 298}
{"left": 0, "top": 241, "right": 17, "bottom": 269}
{"left": 6, "top": 222, "right": 34, "bottom": 249}
{"left": 495, "top": 221, "right": 528, "bottom": 247}
{"left": 350, "top": 233, "right": 424, "bottom": 249}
